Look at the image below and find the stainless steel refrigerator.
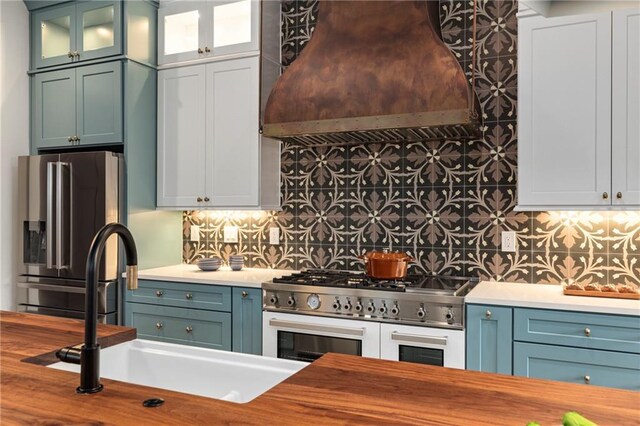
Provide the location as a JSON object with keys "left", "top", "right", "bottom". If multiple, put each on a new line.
{"left": 17, "top": 151, "right": 123, "bottom": 324}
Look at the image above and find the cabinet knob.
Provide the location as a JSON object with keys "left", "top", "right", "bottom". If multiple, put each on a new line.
{"left": 584, "top": 375, "right": 590, "bottom": 384}
{"left": 185, "top": 326, "right": 193, "bottom": 333}
{"left": 156, "top": 322, "right": 163, "bottom": 329}
{"left": 241, "top": 291, "right": 248, "bottom": 298}
{"left": 602, "top": 192, "right": 609, "bottom": 200}
{"left": 68, "top": 51, "right": 74, "bottom": 58}
{"left": 203, "top": 197, "right": 210, "bottom": 202}
{"left": 75, "top": 136, "right": 80, "bottom": 142}
{"left": 73, "top": 51, "right": 79, "bottom": 58}
{"left": 485, "top": 310, "right": 492, "bottom": 319}
{"left": 584, "top": 327, "right": 591, "bottom": 337}
{"left": 616, "top": 192, "right": 623, "bottom": 199}
{"left": 156, "top": 290, "right": 164, "bottom": 297}
{"left": 68, "top": 136, "right": 73, "bottom": 142}
{"left": 197, "top": 197, "right": 203, "bottom": 202}
{"left": 204, "top": 46, "right": 211, "bottom": 53}
{"left": 185, "top": 292, "right": 193, "bottom": 300}
{"left": 197, "top": 48, "right": 204, "bottom": 54}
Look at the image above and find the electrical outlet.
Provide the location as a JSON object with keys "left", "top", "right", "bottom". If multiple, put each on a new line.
{"left": 501, "top": 231, "right": 517, "bottom": 252}
{"left": 224, "top": 226, "right": 238, "bottom": 243}
{"left": 269, "top": 227, "right": 280, "bottom": 245}
{"left": 190, "top": 225, "right": 200, "bottom": 242}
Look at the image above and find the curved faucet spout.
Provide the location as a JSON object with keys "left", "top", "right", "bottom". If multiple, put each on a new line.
{"left": 56, "top": 223, "right": 138, "bottom": 394}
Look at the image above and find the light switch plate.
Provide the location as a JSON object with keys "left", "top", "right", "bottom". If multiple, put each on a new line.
{"left": 190, "top": 225, "right": 200, "bottom": 242}
{"left": 269, "top": 227, "right": 280, "bottom": 245}
{"left": 501, "top": 231, "right": 517, "bottom": 252}
{"left": 224, "top": 226, "right": 239, "bottom": 243}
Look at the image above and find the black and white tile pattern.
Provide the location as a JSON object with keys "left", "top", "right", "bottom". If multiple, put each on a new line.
{"left": 183, "top": 0, "right": 640, "bottom": 286}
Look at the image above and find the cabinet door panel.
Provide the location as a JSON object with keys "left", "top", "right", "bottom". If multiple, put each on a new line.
{"left": 205, "top": 56, "right": 260, "bottom": 207}
{"left": 466, "top": 305, "right": 513, "bottom": 374}
{"left": 157, "top": 65, "right": 207, "bottom": 207}
{"left": 33, "top": 4, "right": 76, "bottom": 69}
{"left": 514, "top": 342, "right": 640, "bottom": 391}
{"left": 518, "top": 12, "right": 612, "bottom": 208}
{"left": 612, "top": 8, "right": 640, "bottom": 206}
{"left": 33, "top": 69, "right": 76, "bottom": 150}
{"left": 158, "top": 2, "right": 208, "bottom": 65}
{"left": 209, "top": 0, "right": 260, "bottom": 57}
{"left": 75, "top": 0, "right": 122, "bottom": 62}
{"left": 76, "top": 62, "right": 123, "bottom": 145}
{"left": 232, "top": 287, "right": 262, "bottom": 355}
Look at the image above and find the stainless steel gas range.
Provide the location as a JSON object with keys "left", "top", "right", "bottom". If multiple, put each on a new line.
{"left": 262, "top": 270, "right": 478, "bottom": 368}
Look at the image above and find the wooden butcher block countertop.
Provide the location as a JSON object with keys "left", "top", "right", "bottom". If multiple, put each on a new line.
{"left": 1, "top": 311, "right": 638, "bottom": 425}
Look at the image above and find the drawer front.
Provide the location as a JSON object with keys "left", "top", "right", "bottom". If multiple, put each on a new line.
{"left": 514, "top": 342, "right": 640, "bottom": 391}
{"left": 514, "top": 308, "right": 640, "bottom": 354}
{"left": 126, "top": 303, "right": 231, "bottom": 350}
{"left": 126, "top": 280, "right": 231, "bottom": 312}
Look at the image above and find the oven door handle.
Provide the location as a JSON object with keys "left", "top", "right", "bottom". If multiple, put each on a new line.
{"left": 268, "top": 319, "right": 365, "bottom": 337}
{"left": 390, "top": 332, "right": 448, "bottom": 346}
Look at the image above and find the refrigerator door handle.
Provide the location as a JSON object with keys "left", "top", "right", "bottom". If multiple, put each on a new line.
{"left": 57, "top": 162, "right": 71, "bottom": 269}
{"left": 46, "top": 162, "right": 56, "bottom": 269}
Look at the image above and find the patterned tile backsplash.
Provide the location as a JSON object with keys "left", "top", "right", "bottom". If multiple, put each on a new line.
{"left": 183, "top": 0, "right": 640, "bottom": 286}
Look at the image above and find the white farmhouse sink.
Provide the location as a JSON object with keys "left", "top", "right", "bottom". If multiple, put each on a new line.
{"left": 48, "top": 339, "right": 306, "bottom": 403}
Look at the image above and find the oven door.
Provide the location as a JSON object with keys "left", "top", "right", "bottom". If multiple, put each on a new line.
{"left": 380, "top": 323, "right": 465, "bottom": 369}
{"left": 263, "top": 312, "right": 380, "bottom": 362}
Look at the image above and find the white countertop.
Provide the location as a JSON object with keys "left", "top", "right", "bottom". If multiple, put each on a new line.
{"left": 467, "top": 281, "right": 640, "bottom": 316}
{"left": 135, "top": 264, "right": 296, "bottom": 288}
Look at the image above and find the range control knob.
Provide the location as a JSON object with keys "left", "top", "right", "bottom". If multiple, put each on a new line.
{"left": 390, "top": 305, "right": 399, "bottom": 316}
{"left": 417, "top": 307, "right": 426, "bottom": 319}
{"left": 366, "top": 303, "right": 375, "bottom": 313}
{"left": 343, "top": 301, "right": 352, "bottom": 311}
{"left": 287, "top": 296, "right": 296, "bottom": 307}
{"left": 354, "top": 302, "right": 363, "bottom": 312}
{"left": 332, "top": 300, "right": 341, "bottom": 310}
{"left": 379, "top": 305, "right": 387, "bottom": 314}
{"left": 445, "top": 309, "right": 454, "bottom": 322}
{"left": 269, "top": 295, "right": 278, "bottom": 304}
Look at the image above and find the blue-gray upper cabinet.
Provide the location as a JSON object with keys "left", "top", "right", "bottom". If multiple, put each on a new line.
{"left": 157, "top": 0, "right": 260, "bottom": 66}
{"left": 232, "top": 287, "right": 262, "bottom": 355}
{"left": 33, "top": 1, "right": 123, "bottom": 69}
{"left": 466, "top": 304, "right": 513, "bottom": 374}
{"left": 33, "top": 61, "right": 122, "bottom": 150}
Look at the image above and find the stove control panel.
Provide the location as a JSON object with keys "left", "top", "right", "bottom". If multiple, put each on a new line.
{"left": 263, "top": 289, "right": 464, "bottom": 329}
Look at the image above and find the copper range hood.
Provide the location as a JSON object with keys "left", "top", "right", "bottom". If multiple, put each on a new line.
{"left": 263, "top": 0, "right": 480, "bottom": 146}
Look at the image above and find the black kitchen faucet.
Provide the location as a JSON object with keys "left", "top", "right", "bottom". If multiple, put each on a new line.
{"left": 56, "top": 223, "right": 138, "bottom": 394}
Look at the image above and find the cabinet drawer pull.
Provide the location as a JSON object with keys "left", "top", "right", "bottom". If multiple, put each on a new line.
{"left": 185, "top": 326, "right": 193, "bottom": 333}
{"left": 584, "top": 327, "right": 591, "bottom": 337}
{"left": 156, "top": 290, "right": 164, "bottom": 297}
{"left": 204, "top": 46, "right": 211, "bottom": 53}
{"left": 73, "top": 51, "right": 79, "bottom": 58}
{"left": 156, "top": 322, "right": 163, "bottom": 329}
{"left": 204, "top": 197, "right": 210, "bottom": 202}
{"left": 185, "top": 292, "right": 193, "bottom": 300}
{"left": 68, "top": 51, "right": 74, "bottom": 58}
{"left": 584, "top": 375, "right": 590, "bottom": 384}
{"left": 241, "top": 291, "right": 248, "bottom": 298}
{"left": 485, "top": 310, "right": 492, "bottom": 319}
{"left": 197, "top": 197, "right": 203, "bottom": 202}
{"left": 197, "top": 47, "right": 204, "bottom": 54}
{"left": 616, "top": 192, "right": 623, "bottom": 199}
{"left": 602, "top": 192, "right": 609, "bottom": 200}
{"left": 68, "top": 136, "right": 73, "bottom": 142}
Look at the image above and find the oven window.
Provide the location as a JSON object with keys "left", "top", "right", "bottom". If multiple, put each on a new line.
{"left": 398, "top": 345, "right": 444, "bottom": 367}
{"left": 277, "top": 331, "right": 362, "bottom": 362}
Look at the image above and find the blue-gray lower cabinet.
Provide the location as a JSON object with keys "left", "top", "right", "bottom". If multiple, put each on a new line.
{"left": 466, "top": 304, "right": 513, "bottom": 374}
{"left": 514, "top": 342, "right": 640, "bottom": 391}
{"left": 232, "top": 287, "right": 262, "bottom": 355}
{"left": 126, "top": 302, "right": 231, "bottom": 351}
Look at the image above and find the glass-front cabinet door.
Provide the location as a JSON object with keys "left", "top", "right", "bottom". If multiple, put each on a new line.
{"left": 158, "top": 2, "right": 207, "bottom": 65}
{"left": 34, "top": 4, "right": 77, "bottom": 68}
{"left": 75, "top": 1, "right": 122, "bottom": 61}
{"left": 210, "top": 0, "right": 259, "bottom": 56}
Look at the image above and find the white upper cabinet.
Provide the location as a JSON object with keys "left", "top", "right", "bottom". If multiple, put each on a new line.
{"left": 158, "top": 0, "right": 259, "bottom": 66}
{"left": 612, "top": 9, "right": 640, "bottom": 207}
{"left": 518, "top": 5, "right": 640, "bottom": 209}
{"left": 157, "top": 57, "right": 280, "bottom": 209}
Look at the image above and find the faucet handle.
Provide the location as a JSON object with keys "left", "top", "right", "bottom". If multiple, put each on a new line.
{"left": 126, "top": 265, "right": 138, "bottom": 290}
